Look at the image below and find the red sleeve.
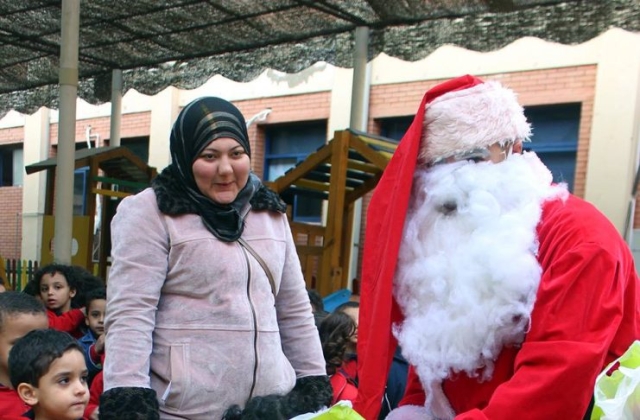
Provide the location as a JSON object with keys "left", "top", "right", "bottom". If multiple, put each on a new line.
{"left": 453, "top": 244, "right": 637, "bottom": 419}
{"left": 47, "top": 309, "right": 85, "bottom": 334}
{"left": 84, "top": 371, "right": 103, "bottom": 419}
{"left": 330, "top": 373, "right": 358, "bottom": 405}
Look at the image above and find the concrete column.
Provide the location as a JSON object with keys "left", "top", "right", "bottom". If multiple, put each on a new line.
{"left": 22, "top": 108, "right": 51, "bottom": 261}
{"left": 148, "top": 87, "right": 179, "bottom": 171}
{"left": 110, "top": 69, "right": 123, "bottom": 147}
{"left": 53, "top": 0, "right": 80, "bottom": 263}
{"left": 347, "top": 27, "right": 371, "bottom": 288}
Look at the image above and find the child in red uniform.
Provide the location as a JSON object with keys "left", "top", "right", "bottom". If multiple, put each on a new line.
{"left": 319, "top": 311, "right": 358, "bottom": 405}
{"left": 0, "top": 292, "right": 48, "bottom": 420}
{"left": 34, "top": 264, "right": 85, "bottom": 338}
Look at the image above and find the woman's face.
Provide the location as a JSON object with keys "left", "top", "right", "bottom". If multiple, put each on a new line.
{"left": 192, "top": 137, "right": 251, "bottom": 205}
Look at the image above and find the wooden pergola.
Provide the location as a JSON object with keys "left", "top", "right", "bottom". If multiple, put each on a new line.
{"left": 25, "top": 146, "right": 156, "bottom": 279}
{"left": 266, "top": 129, "right": 399, "bottom": 296}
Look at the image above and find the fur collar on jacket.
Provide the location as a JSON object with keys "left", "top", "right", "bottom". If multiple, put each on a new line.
{"left": 152, "top": 167, "right": 287, "bottom": 216}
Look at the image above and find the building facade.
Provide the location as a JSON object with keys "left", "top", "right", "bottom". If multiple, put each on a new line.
{"left": 1, "top": 28, "right": 640, "bottom": 279}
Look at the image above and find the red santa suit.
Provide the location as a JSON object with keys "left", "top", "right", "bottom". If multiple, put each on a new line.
{"left": 353, "top": 75, "right": 640, "bottom": 420}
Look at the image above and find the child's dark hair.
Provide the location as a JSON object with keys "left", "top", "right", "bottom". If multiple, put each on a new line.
{"left": 0, "top": 292, "right": 46, "bottom": 332}
{"left": 307, "top": 289, "right": 325, "bottom": 312}
{"left": 9, "top": 329, "right": 83, "bottom": 389}
{"left": 22, "top": 279, "right": 39, "bottom": 298}
{"left": 33, "top": 263, "right": 79, "bottom": 293}
{"left": 71, "top": 266, "right": 105, "bottom": 309}
{"left": 334, "top": 301, "right": 359, "bottom": 313}
{"left": 318, "top": 311, "right": 356, "bottom": 375}
{"left": 85, "top": 287, "right": 106, "bottom": 309}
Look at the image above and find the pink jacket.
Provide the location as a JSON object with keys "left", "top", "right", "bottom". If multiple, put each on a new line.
{"left": 104, "top": 188, "right": 325, "bottom": 419}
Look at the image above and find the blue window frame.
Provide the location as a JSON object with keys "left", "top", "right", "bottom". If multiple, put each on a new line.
{"left": 0, "top": 146, "right": 23, "bottom": 187}
{"left": 122, "top": 136, "right": 150, "bottom": 163}
{"left": 524, "top": 103, "right": 580, "bottom": 192}
{"left": 379, "top": 117, "right": 413, "bottom": 141}
{"left": 0, "top": 148, "right": 14, "bottom": 186}
{"left": 74, "top": 167, "right": 89, "bottom": 216}
{"left": 264, "top": 121, "right": 327, "bottom": 222}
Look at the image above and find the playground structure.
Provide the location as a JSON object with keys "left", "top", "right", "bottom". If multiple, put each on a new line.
{"left": 267, "top": 129, "right": 398, "bottom": 296}
{"left": 25, "top": 146, "right": 156, "bottom": 280}
{"left": 23, "top": 130, "right": 397, "bottom": 294}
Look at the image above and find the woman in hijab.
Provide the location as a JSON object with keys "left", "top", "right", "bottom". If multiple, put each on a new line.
{"left": 100, "top": 97, "right": 331, "bottom": 419}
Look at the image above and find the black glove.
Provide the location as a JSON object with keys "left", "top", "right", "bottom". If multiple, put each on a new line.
{"left": 99, "top": 387, "right": 159, "bottom": 420}
{"left": 222, "top": 375, "right": 333, "bottom": 420}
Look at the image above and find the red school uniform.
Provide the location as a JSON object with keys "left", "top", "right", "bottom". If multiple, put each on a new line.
{"left": 47, "top": 308, "right": 85, "bottom": 339}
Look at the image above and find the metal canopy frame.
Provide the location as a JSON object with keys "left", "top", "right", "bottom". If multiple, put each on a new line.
{"left": 1, "top": 1, "right": 639, "bottom": 116}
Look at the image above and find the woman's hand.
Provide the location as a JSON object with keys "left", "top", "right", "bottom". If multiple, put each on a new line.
{"left": 221, "top": 375, "right": 332, "bottom": 420}
{"left": 95, "top": 334, "right": 105, "bottom": 354}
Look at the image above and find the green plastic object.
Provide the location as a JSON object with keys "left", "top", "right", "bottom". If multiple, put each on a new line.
{"left": 290, "top": 402, "right": 365, "bottom": 420}
{"left": 592, "top": 340, "right": 640, "bottom": 420}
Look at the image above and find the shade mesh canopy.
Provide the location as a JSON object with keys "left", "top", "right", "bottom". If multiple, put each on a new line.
{"left": 1, "top": 0, "right": 638, "bottom": 117}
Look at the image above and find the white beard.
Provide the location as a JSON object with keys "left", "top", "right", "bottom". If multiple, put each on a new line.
{"left": 393, "top": 152, "right": 567, "bottom": 415}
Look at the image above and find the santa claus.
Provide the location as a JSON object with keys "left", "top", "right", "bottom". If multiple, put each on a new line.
{"left": 354, "top": 75, "right": 639, "bottom": 419}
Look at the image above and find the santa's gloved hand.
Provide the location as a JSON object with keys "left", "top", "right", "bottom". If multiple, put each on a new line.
{"left": 385, "top": 405, "right": 433, "bottom": 420}
{"left": 221, "top": 375, "right": 332, "bottom": 420}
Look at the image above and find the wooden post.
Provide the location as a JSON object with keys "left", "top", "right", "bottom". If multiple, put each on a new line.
{"left": 86, "top": 158, "right": 99, "bottom": 270}
{"left": 318, "top": 130, "right": 350, "bottom": 296}
{"left": 340, "top": 199, "right": 355, "bottom": 290}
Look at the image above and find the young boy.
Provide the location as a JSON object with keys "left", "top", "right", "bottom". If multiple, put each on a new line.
{"left": 0, "top": 292, "right": 48, "bottom": 419}
{"left": 77, "top": 288, "right": 106, "bottom": 385}
{"left": 34, "top": 264, "right": 85, "bottom": 338}
{"left": 10, "top": 329, "right": 89, "bottom": 420}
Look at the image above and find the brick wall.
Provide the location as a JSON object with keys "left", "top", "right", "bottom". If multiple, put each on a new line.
{"left": 235, "top": 91, "right": 331, "bottom": 178}
{"left": 0, "top": 126, "right": 24, "bottom": 146}
{"left": 49, "top": 112, "right": 151, "bottom": 146}
{"left": 0, "top": 186, "right": 23, "bottom": 259}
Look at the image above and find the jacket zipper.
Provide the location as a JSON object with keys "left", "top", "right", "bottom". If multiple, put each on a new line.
{"left": 241, "top": 245, "right": 259, "bottom": 401}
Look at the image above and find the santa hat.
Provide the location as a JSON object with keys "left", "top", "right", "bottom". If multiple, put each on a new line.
{"left": 353, "top": 75, "right": 530, "bottom": 420}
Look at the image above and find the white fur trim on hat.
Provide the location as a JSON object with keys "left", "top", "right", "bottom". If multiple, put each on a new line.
{"left": 420, "top": 81, "right": 531, "bottom": 164}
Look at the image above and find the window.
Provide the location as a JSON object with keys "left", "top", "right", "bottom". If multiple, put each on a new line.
{"left": 74, "top": 167, "right": 88, "bottom": 215}
{"left": 121, "top": 136, "right": 150, "bottom": 164}
{"left": 0, "top": 146, "right": 24, "bottom": 187}
{"left": 524, "top": 103, "right": 580, "bottom": 192}
{"left": 264, "top": 121, "right": 327, "bottom": 222}
{"left": 379, "top": 116, "right": 413, "bottom": 141}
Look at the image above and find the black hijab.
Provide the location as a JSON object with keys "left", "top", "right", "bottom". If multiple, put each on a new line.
{"left": 166, "top": 97, "right": 263, "bottom": 242}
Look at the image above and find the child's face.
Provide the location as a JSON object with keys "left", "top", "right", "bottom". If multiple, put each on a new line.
{"left": 20, "top": 349, "right": 89, "bottom": 420}
{"left": 342, "top": 307, "right": 359, "bottom": 345}
{"left": 39, "top": 272, "right": 76, "bottom": 313}
{"left": 0, "top": 313, "right": 48, "bottom": 386}
{"left": 84, "top": 299, "right": 106, "bottom": 336}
